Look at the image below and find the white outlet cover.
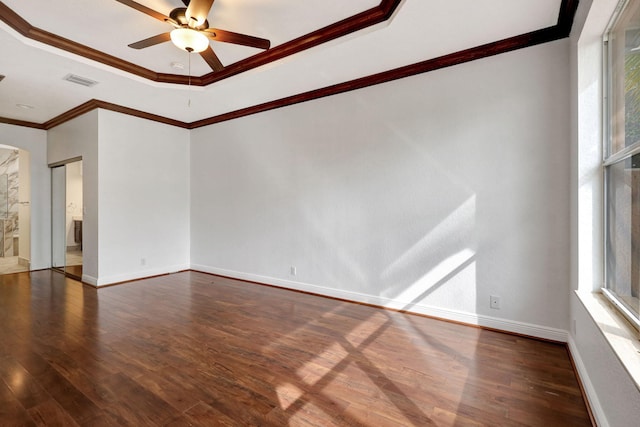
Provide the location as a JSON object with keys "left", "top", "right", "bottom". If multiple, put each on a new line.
{"left": 490, "top": 295, "right": 500, "bottom": 309}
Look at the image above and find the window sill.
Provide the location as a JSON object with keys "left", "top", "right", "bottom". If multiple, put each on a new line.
{"left": 576, "top": 290, "right": 640, "bottom": 391}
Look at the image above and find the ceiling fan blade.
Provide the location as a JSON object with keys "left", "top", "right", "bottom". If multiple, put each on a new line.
{"left": 186, "top": 0, "right": 214, "bottom": 25}
{"left": 165, "top": 17, "right": 180, "bottom": 28}
{"left": 128, "top": 32, "right": 171, "bottom": 49}
{"left": 205, "top": 29, "right": 270, "bottom": 50}
{"left": 200, "top": 46, "right": 224, "bottom": 72}
{"left": 115, "top": 0, "right": 170, "bottom": 22}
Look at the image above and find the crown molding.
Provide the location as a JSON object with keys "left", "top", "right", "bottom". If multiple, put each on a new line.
{"left": 0, "top": 0, "right": 402, "bottom": 86}
{"left": 41, "top": 100, "right": 190, "bottom": 130}
{"left": 0, "top": 2, "right": 159, "bottom": 81}
{"left": 0, "top": 0, "right": 578, "bottom": 132}
{"left": 0, "top": 116, "right": 45, "bottom": 129}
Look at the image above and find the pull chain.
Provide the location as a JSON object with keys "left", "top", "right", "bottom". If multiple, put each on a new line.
{"left": 188, "top": 51, "right": 192, "bottom": 107}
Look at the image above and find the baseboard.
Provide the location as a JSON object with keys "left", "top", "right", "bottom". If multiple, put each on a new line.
{"left": 191, "top": 264, "right": 568, "bottom": 342}
{"left": 81, "top": 274, "right": 98, "bottom": 286}
{"left": 567, "top": 336, "right": 608, "bottom": 427}
{"left": 18, "top": 257, "right": 30, "bottom": 268}
{"left": 96, "top": 264, "right": 190, "bottom": 287}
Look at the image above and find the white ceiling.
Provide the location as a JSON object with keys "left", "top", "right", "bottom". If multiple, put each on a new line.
{"left": 0, "top": 0, "right": 562, "bottom": 124}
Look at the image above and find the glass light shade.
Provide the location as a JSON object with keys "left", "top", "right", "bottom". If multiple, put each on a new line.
{"left": 170, "top": 28, "right": 209, "bottom": 53}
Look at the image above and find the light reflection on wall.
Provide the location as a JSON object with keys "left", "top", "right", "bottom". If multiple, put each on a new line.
{"left": 381, "top": 195, "right": 477, "bottom": 306}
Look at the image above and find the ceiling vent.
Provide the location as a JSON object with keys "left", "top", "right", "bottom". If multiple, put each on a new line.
{"left": 63, "top": 73, "right": 98, "bottom": 87}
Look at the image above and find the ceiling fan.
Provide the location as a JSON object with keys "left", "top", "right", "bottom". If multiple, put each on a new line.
{"left": 115, "top": 0, "right": 270, "bottom": 72}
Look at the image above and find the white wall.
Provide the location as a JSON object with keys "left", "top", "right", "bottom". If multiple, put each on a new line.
{"left": 191, "top": 39, "right": 571, "bottom": 339}
{"left": 0, "top": 124, "right": 49, "bottom": 270}
{"left": 569, "top": 0, "right": 640, "bottom": 426}
{"left": 47, "top": 110, "right": 99, "bottom": 283}
{"left": 96, "top": 109, "right": 190, "bottom": 285}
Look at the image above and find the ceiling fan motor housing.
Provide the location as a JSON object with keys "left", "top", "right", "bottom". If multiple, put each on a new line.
{"left": 169, "top": 8, "right": 209, "bottom": 30}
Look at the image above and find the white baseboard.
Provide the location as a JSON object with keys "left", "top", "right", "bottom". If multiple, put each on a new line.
{"left": 567, "top": 336, "right": 608, "bottom": 427}
{"left": 81, "top": 274, "right": 98, "bottom": 286}
{"left": 191, "top": 264, "right": 568, "bottom": 342}
{"left": 95, "top": 264, "right": 189, "bottom": 287}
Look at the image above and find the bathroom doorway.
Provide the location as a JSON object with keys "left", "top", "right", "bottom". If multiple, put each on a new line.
{"left": 0, "top": 146, "right": 30, "bottom": 275}
{"left": 51, "top": 159, "right": 83, "bottom": 280}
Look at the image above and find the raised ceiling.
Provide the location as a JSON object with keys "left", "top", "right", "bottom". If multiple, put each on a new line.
{"left": 0, "top": 0, "right": 573, "bottom": 127}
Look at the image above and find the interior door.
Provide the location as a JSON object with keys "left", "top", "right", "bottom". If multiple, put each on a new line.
{"left": 64, "top": 161, "right": 83, "bottom": 279}
{"left": 51, "top": 165, "right": 66, "bottom": 272}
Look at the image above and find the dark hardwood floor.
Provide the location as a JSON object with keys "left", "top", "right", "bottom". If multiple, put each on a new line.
{"left": 0, "top": 270, "right": 592, "bottom": 426}
{"left": 64, "top": 266, "right": 83, "bottom": 282}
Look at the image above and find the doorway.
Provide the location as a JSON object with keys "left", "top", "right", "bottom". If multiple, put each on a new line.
{"left": 51, "top": 159, "right": 83, "bottom": 280}
{"left": 0, "top": 146, "right": 30, "bottom": 275}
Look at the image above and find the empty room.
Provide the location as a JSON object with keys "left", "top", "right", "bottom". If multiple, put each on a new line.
{"left": 0, "top": 0, "right": 639, "bottom": 425}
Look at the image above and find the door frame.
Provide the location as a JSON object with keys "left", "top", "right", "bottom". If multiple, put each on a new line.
{"left": 49, "top": 156, "right": 83, "bottom": 280}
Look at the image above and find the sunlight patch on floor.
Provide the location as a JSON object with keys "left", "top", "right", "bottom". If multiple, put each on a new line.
{"left": 275, "top": 382, "right": 304, "bottom": 411}
{"left": 297, "top": 341, "right": 349, "bottom": 385}
{"left": 344, "top": 311, "right": 389, "bottom": 348}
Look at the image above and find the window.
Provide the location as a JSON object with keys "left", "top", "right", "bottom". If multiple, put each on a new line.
{"left": 604, "top": 0, "right": 640, "bottom": 330}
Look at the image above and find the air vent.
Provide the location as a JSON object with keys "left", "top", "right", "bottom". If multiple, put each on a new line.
{"left": 63, "top": 73, "right": 98, "bottom": 87}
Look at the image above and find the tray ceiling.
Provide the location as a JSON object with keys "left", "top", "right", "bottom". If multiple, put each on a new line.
{"left": 0, "top": 0, "right": 568, "bottom": 125}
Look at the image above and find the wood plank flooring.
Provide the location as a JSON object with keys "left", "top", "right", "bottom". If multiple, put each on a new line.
{"left": 0, "top": 270, "right": 592, "bottom": 426}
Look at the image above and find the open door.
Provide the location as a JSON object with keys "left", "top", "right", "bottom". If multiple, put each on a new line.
{"left": 51, "top": 165, "right": 66, "bottom": 273}
{"left": 51, "top": 159, "right": 83, "bottom": 280}
{"left": 0, "top": 146, "right": 31, "bottom": 275}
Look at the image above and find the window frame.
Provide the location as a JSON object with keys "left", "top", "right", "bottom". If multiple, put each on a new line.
{"left": 602, "top": 0, "right": 640, "bottom": 332}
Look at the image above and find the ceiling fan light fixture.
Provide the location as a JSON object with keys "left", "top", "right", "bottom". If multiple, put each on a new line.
{"left": 170, "top": 28, "right": 209, "bottom": 53}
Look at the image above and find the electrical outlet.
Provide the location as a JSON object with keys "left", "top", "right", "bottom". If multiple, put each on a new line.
{"left": 490, "top": 295, "right": 500, "bottom": 310}
{"left": 290, "top": 266, "right": 296, "bottom": 276}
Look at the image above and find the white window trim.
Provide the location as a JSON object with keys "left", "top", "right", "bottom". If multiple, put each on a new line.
{"left": 601, "top": 288, "right": 640, "bottom": 330}
{"left": 573, "top": 0, "right": 640, "bottom": 405}
{"left": 601, "top": 0, "right": 640, "bottom": 333}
